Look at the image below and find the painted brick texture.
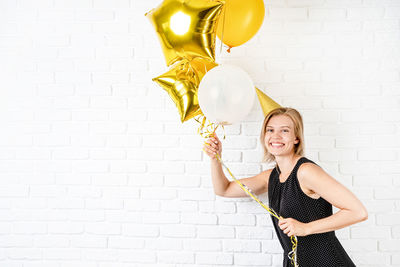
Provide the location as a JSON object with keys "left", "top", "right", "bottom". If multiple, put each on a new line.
{"left": 0, "top": 0, "right": 399, "bottom": 266}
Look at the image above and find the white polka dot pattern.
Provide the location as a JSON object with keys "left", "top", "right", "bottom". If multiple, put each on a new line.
{"left": 268, "top": 157, "right": 356, "bottom": 267}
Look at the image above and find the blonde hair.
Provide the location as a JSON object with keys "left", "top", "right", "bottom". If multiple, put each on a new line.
{"left": 260, "top": 107, "right": 305, "bottom": 162}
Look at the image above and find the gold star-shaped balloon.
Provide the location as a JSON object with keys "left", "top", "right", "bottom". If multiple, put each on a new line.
{"left": 146, "top": 0, "right": 224, "bottom": 66}
{"left": 153, "top": 58, "right": 217, "bottom": 122}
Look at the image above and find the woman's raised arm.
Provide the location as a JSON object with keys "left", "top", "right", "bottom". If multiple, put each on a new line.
{"left": 204, "top": 134, "right": 270, "bottom": 197}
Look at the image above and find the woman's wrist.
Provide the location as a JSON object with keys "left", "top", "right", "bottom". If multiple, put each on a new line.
{"left": 305, "top": 222, "right": 314, "bottom": 236}
{"left": 210, "top": 155, "right": 221, "bottom": 165}
{"left": 210, "top": 156, "right": 221, "bottom": 164}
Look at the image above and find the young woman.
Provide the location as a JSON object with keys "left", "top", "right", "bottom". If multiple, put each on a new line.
{"left": 203, "top": 107, "right": 368, "bottom": 267}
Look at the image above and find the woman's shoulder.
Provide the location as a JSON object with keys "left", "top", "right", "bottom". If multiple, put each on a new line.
{"left": 297, "top": 157, "right": 325, "bottom": 182}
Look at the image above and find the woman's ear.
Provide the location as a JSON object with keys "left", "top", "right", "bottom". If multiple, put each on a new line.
{"left": 294, "top": 138, "right": 299, "bottom": 144}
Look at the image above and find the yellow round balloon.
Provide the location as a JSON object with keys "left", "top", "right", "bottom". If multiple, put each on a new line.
{"left": 146, "top": 0, "right": 224, "bottom": 66}
{"left": 217, "top": 0, "right": 265, "bottom": 48}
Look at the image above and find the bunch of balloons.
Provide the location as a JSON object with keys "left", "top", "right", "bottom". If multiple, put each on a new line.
{"left": 146, "top": 0, "right": 279, "bottom": 124}
{"left": 146, "top": 2, "right": 297, "bottom": 264}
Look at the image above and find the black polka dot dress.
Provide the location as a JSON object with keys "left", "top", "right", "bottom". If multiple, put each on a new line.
{"left": 268, "top": 157, "right": 356, "bottom": 267}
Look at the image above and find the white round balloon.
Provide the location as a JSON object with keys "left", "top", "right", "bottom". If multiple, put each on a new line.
{"left": 198, "top": 64, "right": 255, "bottom": 125}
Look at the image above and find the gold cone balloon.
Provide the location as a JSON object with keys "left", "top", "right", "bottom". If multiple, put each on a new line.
{"left": 153, "top": 58, "right": 217, "bottom": 122}
{"left": 255, "top": 87, "right": 281, "bottom": 116}
{"left": 146, "top": 0, "right": 224, "bottom": 66}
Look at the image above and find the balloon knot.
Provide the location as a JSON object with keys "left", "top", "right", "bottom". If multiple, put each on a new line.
{"left": 227, "top": 46, "right": 232, "bottom": 53}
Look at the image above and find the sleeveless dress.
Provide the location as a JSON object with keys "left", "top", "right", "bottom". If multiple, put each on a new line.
{"left": 268, "top": 157, "right": 356, "bottom": 267}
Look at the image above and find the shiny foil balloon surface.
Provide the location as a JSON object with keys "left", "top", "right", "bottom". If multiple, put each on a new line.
{"left": 153, "top": 58, "right": 217, "bottom": 122}
{"left": 146, "top": 0, "right": 224, "bottom": 66}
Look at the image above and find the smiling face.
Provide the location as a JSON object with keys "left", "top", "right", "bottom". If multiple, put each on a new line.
{"left": 264, "top": 114, "right": 299, "bottom": 158}
{"left": 260, "top": 107, "right": 305, "bottom": 162}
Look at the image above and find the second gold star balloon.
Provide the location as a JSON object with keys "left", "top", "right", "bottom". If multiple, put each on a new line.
{"left": 153, "top": 59, "right": 217, "bottom": 122}
{"left": 146, "top": 0, "right": 224, "bottom": 66}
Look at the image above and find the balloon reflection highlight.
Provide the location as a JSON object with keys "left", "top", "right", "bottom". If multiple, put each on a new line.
{"left": 146, "top": 0, "right": 224, "bottom": 66}
{"left": 170, "top": 11, "right": 191, "bottom": 35}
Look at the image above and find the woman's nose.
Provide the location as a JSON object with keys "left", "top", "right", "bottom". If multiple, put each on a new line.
{"left": 271, "top": 132, "right": 281, "bottom": 138}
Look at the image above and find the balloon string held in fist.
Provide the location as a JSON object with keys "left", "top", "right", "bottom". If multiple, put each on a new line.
{"left": 203, "top": 133, "right": 222, "bottom": 160}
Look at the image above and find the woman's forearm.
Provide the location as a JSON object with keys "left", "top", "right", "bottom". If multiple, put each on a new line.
{"left": 307, "top": 208, "right": 368, "bottom": 235}
{"left": 210, "top": 158, "right": 230, "bottom": 196}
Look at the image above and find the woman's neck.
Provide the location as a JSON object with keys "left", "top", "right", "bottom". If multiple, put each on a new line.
{"left": 275, "top": 154, "right": 301, "bottom": 176}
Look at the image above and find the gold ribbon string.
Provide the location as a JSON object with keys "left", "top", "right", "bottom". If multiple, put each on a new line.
{"left": 219, "top": 0, "right": 226, "bottom": 55}
{"left": 214, "top": 153, "right": 299, "bottom": 267}
{"left": 195, "top": 115, "right": 225, "bottom": 140}
{"left": 214, "top": 153, "right": 280, "bottom": 220}
{"left": 199, "top": 120, "right": 299, "bottom": 267}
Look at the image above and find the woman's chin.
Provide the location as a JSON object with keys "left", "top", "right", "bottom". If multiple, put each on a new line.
{"left": 267, "top": 147, "right": 284, "bottom": 155}
{"left": 268, "top": 149, "right": 290, "bottom": 157}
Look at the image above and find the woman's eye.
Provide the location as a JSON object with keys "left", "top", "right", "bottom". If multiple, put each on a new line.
{"left": 282, "top": 129, "right": 289, "bottom": 133}
{"left": 267, "top": 129, "right": 273, "bottom": 132}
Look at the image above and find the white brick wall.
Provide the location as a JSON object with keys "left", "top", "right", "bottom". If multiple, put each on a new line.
{"left": 0, "top": 0, "right": 399, "bottom": 266}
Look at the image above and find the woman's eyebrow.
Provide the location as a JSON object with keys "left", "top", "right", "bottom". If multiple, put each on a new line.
{"left": 266, "top": 125, "right": 291, "bottom": 128}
